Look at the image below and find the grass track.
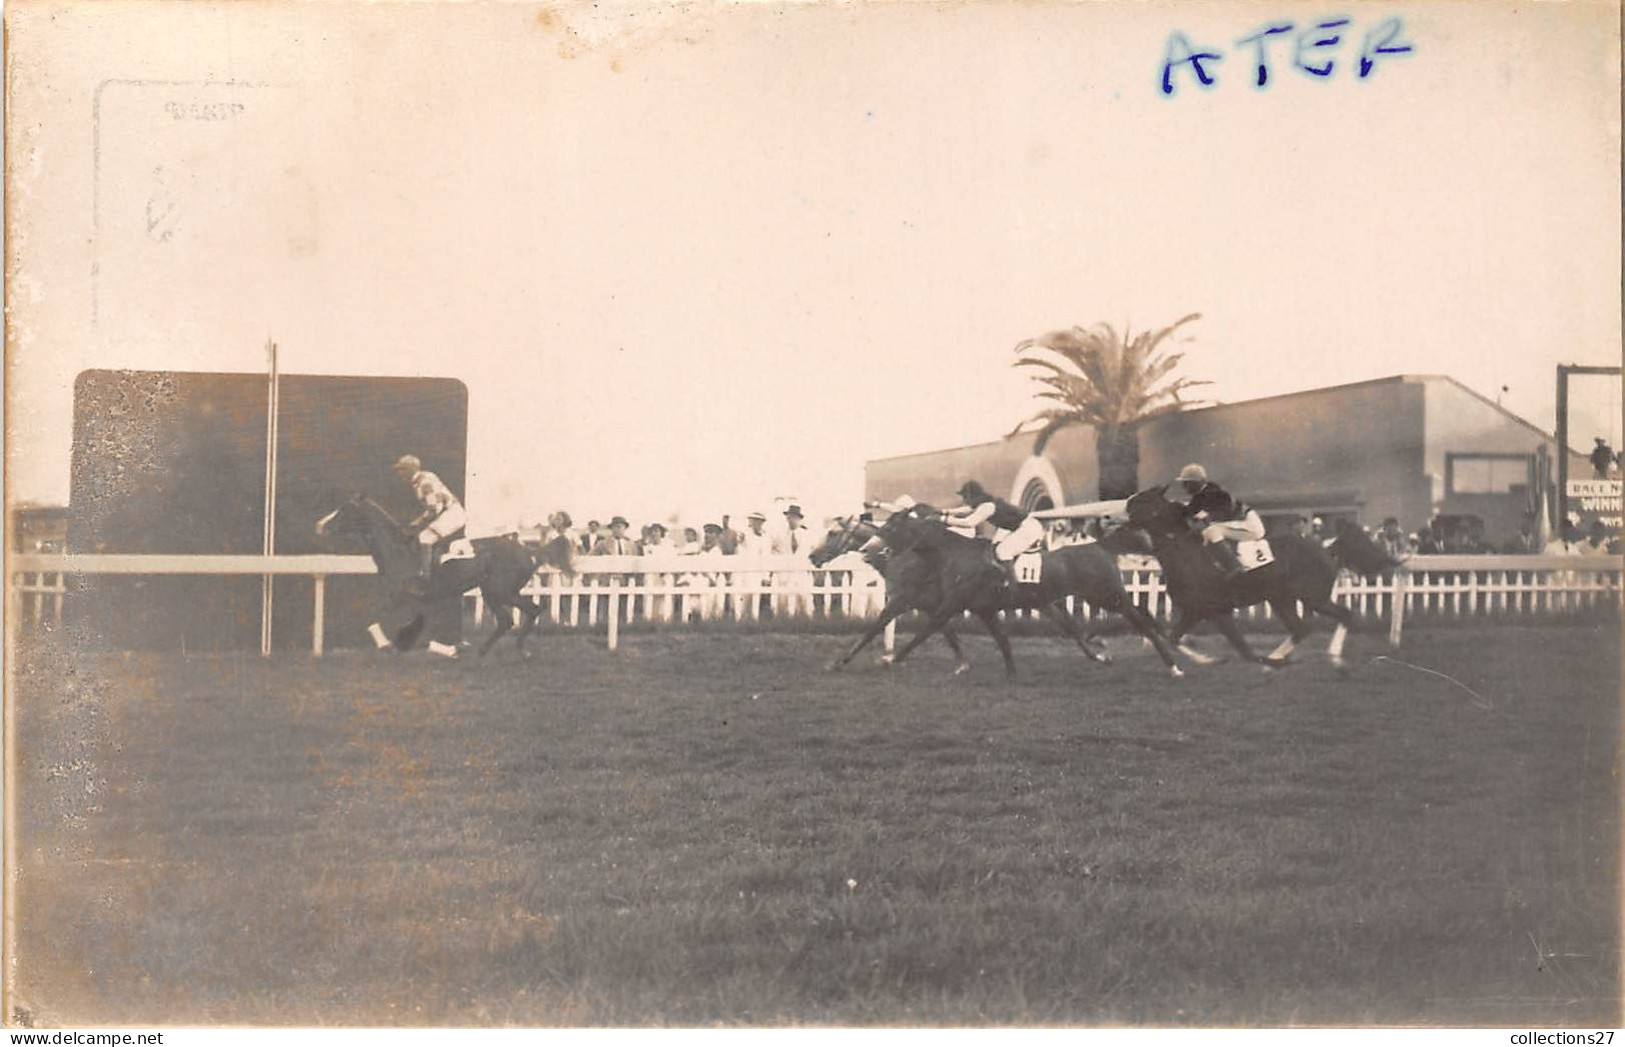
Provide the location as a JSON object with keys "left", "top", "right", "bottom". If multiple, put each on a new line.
{"left": 10, "top": 624, "right": 1619, "bottom": 1026}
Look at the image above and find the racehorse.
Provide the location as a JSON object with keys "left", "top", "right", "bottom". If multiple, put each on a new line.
{"left": 875, "top": 505, "right": 1186, "bottom": 679}
{"left": 314, "top": 495, "right": 572, "bottom": 658}
{"left": 1120, "top": 485, "right": 1393, "bottom": 670}
{"left": 808, "top": 515, "right": 974, "bottom": 675}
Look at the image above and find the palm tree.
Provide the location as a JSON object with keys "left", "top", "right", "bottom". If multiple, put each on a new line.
{"left": 1010, "top": 313, "right": 1209, "bottom": 500}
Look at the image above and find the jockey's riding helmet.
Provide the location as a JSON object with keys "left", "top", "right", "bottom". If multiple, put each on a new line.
{"left": 958, "top": 480, "right": 989, "bottom": 501}
{"left": 393, "top": 454, "right": 421, "bottom": 475}
{"left": 1175, "top": 463, "right": 1207, "bottom": 484}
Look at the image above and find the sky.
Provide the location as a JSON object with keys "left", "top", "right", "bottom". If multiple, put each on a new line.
{"left": 6, "top": 0, "right": 1621, "bottom": 532}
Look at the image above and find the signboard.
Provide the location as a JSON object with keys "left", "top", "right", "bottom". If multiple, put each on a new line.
{"left": 1566, "top": 479, "right": 1622, "bottom": 529}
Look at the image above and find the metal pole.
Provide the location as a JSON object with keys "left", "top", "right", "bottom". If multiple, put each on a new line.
{"left": 312, "top": 575, "right": 325, "bottom": 657}
{"left": 261, "top": 339, "right": 280, "bottom": 656}
{"left": 1556, "top": 364, "right": 1569, "bottom": 532}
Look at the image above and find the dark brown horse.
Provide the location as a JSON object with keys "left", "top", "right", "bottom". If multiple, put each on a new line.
{"left": 1120, "top": 485, "right": 1394, "bottom": 670}
{"left": 876, "top": 505, "right": 1185, "bottom": 679}
{"left": 315, "top": 495, "right": 573, "bottom": 659}
{"left": 808, "top": 516, "right": 974, "bottom": 675}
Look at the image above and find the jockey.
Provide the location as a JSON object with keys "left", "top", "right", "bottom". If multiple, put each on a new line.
{"left": 1175, "top": 463, "right": 1264, "bottom": 578}
{"left": 945, "top": 480, "right": 1046, "bottom": 569}
{"left": 392, "top": 454, "right": 467, "bottom": 586}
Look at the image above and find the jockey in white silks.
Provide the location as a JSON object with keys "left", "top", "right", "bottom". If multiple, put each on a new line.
{"left": 945, "top": 480, "right": 1046, "bottom": 568}
{"left": 393, "top": 454, "right": 467, "bottom": 585}
{"left": 1175, "top": 462, "right": 1265, "bottom": 578}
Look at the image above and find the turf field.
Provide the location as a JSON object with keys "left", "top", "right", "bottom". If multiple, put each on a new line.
{"left": 9, "top": 622, "right": 1619, "bottom": 1026}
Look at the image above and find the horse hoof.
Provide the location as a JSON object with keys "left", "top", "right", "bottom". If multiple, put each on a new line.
{"left": 952, "top": 663, "right": 971, "bottom": 677}
{"left": 824, "top": 661, "right": 842, "bottom": 673}
{"left": 1092, "top": 652, "right": 1113, "bottom": 666}
{"left": 1169, "top": 665, "right": 1185, "bottom": 679}
{"left": 880, "top": 654, "right": 896, "bottom": 667}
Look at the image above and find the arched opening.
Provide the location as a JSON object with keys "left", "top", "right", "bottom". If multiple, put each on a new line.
{"left": 1020, "top": 479, "right": 1055, "bottom": 512}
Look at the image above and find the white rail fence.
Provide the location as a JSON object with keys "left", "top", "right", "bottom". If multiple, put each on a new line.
{"left": 10, "top": 552, "right": 1622, "bottom": 655}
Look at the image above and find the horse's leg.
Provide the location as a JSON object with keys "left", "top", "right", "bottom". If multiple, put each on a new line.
{"left": 1262, "top": 597, "right": 1306, "bottom": 666}
{"left": 1117, "top": 602, "right": 1185, "bottom": 678}
{"left": 829, "top": 597, "right": 908, "bottom": 671}
{"left": 1307, "top": 596, "right": 1355, "bottom": 671}
{"left": 1210, "top": 611, "right": 1268, "bottom": 664}
{"left": 1045, "top": 600, "right": 1110, "bottom": 665}
{"left": 972, "top": 607, "right": 1017, "bottom": 680}
{"left": 478, "top": 599, "right": 514, "bottom": 658}
{"left": 394, "top": 612, "right": 426, "bottom": 652}
{"left": 886, "top": 606, "right": 960, "bottom": 667}
{"left": 938, "top": 622, "right": 971, "bottom": 676}
{"left": 1166, "top": 607, "right": 1219, "bottom": 666}
{"left": 512, "top": 596, "right": 543, "bottom": 658}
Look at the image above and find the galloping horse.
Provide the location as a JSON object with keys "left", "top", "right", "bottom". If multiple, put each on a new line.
{"left": 314, "top": 495, "right": 572, "bottom": 658}
{"left": 1120, "top": 485, "right": 1393, "bottom": 670}
{"left": 808, "top": 515, "right": 974, "bottom": 675}
{"left": 876, "top": 505, "right": 1185, "bottom": 679}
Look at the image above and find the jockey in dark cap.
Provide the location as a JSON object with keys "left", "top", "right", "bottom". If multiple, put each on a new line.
{"left": 1175, "top": 463, "right": 1264, "bottom": 579}
{"left": 945, "top": 480, "right": 1046, "bottom": 579}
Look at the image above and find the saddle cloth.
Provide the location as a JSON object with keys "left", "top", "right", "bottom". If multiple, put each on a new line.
{"left": 1013, "top": 551, "right": 1043, "bottom": 585}
{"left": 1235, "top": 537, "right": 1275, "bottom": 571}
{"left": 440, "top": 537, "right": 477, "bottom": 563}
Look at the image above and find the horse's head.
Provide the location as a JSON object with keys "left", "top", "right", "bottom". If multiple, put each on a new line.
{"left": 809, "top": 516, "right": 863, "bottom": 568}
{"left": 1123, "top": 485, "right": 1182, "bottom": 535}
{"left": 314, "top": 495, "right": 402, "bottom": 546}
{"left": 1327, "top": 520, "right": 1401, "bottom": 576}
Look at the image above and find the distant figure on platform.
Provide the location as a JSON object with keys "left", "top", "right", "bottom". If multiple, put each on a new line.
{"left": 1591, "top": 438, "right": 1617, "bottom": 480}
{"left": 1174, "top": 463, "right": 1264, "bottom": 579}
{"left": 740, "top": 511, "right": 772, "bottom": 557}
{"left": 773, "top": 505, "right": 815, "bottom": 617}
{"left": 1375, "top": 517, "right": 1414, "bottom": 561}
{"left": 1502, "top": 517, "right": 1541, "bottom": 555}
{"left": 579, "top": 520, "right": 602, "bottom": 555}
{"left": 392, "top": 454, "right": 466, "bottom": 589}
{"left": 1584, "top": 520, "right": 1616, "bottom": 556}
{"left": 593, "top": 516, "right": 642, "bottom": 556}
{"left": 717, "top": 515, "right": 742, "bottom": 556}
{"left": 642, "top": 522, "right": 672, "bottom": 557}
{"left": 775, "top": 505, "right": 814, "bottom": 556}
{"left": 1543, "top": 517, "right": 1586, "bottom": 556}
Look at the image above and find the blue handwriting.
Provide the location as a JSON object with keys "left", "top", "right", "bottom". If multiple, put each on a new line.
{"left": 1162, "top": 15, "right": 1414, "bottom": 95}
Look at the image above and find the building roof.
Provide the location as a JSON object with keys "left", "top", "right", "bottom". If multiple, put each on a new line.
{"left": 868, "top": 374, "right": 1568, "bottom": 464}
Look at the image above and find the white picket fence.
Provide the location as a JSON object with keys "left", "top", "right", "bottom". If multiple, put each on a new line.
{"left": 10, "top": 552, "right": 1622, "bottom": 655}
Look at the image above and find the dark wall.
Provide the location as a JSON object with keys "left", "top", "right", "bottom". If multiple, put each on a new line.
{"left": 69, "top": 370, "right": 468, "bottom": 651}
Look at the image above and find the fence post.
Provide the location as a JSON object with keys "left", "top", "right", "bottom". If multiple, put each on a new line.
{"left": 312, "top": 575, "right": 326, "bottom": 656}
{"left": 1388, "top": 571, "right": 1407, "bottom": 647}
{"left": 607, "top": 576, "right": 620, "bottom": 652}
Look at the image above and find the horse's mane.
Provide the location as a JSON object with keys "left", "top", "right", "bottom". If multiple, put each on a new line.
{"left": 355, "top": 496, "right": 403, "bottom": 529}
{"left": 1326, "top": 523, "right": 1401, "bottom": 576}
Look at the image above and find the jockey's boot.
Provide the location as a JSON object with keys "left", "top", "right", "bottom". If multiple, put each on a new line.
{"left": 1207, "top": 540, "right": 1244, "bottom": 580}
